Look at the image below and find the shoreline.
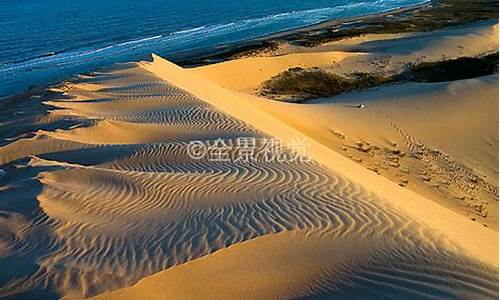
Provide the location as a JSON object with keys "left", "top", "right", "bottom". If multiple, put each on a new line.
{"left": 257, "top": 1, "right": 433, "bottom": 40}
{"left": 173, "top": 0, "right": 497, "bottom": 66}
{"left": 2, "top": 0, "right": 496, "bottom": 102}
{"left": 168, "top": 1, "right": 434, "bottom": 66}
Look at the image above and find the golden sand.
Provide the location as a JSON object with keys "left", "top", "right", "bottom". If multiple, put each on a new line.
{"left": 0, "top": 21, "right": 497, "bottom": 300}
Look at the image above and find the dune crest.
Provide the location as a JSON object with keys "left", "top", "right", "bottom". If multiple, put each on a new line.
{"left": 144, "top": 54, "right": 498, "bottom": 267}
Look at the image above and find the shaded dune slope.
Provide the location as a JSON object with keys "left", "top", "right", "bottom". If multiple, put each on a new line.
{"left": 0, "top": 64, "right": 497, "bottom": 299}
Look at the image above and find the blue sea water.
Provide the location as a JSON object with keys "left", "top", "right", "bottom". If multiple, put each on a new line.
{"left": 0, "top": 0, "right": 426, "bottom": 97}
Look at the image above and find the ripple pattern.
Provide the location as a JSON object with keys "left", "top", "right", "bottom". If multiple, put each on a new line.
{"left": 0, "top": 64, "right": 497, "bottom": 299}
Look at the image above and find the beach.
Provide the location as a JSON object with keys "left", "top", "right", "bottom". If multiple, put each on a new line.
{"left": 0, "top": 0, "right": 498, "bottom": 299}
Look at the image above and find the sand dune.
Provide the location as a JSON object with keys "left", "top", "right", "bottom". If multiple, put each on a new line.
{"left": 190, "top": 21, "right": 500, "bottom": 229}
{"left": 191, "top": 51, "right": 360, "bottom": 92}
{"left": 92, "top": 230, "right": 498, "bottom": 300}
{"left": 0, "top": 22, "right": 498, "bottom": 300}
{"left": 222, "top": 75, "right": 499, "bottom": 229}
{"left": 145, "top": 54, "right": 498, "bottom": 266}
{"left": 191, "top": 21, "right": 498, "bottom": 93}
{"left": 0, "top": 59, "right": 496, "bottom": 300}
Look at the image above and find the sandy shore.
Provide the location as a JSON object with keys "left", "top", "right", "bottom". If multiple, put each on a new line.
{"left": 0, "top": 9, "right": 498, "bottom": 300}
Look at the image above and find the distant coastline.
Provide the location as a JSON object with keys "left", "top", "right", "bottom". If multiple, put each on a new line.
{"left": 173, "top": 0, "right": 497, "bottom": 66}
{"left": 0, "top": 0, "right": 430, "bottom": 99}
{"left": 168, "top": 1, "right": 433, "bottom": 66}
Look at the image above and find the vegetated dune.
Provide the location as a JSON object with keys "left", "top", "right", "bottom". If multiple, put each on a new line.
{"left": 325, "top": 21, "right": 498, "bottom": 61}
{"left": 191, "top": 51, "right": 360, "bottom": 92}
{"left": 191, "top": 21, "right": 499, "bottom": 93}
{"left": 0, "top": 24, "right": 498, "bottom": 299}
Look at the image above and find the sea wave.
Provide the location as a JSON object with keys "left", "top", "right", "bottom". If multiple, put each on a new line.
{"left": 171, "top": 26, "right": 207, "bottom": 36}
{"left": 117, "top": 35, "right": 163, "bottom": 47}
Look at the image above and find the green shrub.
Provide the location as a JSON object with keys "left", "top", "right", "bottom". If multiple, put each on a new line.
{"left": 400, "top": 53, "right": 499, "bottom": 82}
{"left": 260, "top": 69, "right": 391, "bottom": 101}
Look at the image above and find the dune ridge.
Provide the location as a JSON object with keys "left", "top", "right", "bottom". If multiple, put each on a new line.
{"left": 143, "top": 54, "right": 498, "bottom": 267}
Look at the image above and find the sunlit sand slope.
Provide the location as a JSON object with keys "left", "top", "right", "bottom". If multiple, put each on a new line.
{"left": 0, "top": 63, "right": 497, "bottom": 299}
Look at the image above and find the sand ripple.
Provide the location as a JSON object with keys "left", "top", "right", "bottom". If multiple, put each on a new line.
{"left": 0, "top": 64, "right": 497, "bottom": 299}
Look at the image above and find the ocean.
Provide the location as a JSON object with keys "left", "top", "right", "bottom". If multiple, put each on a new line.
{"left": 0, "top": 0, "right": 426, "bottom": 97}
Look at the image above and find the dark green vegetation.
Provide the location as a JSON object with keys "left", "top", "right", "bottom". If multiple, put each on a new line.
{"left": 398, "top": 53, "right": 499, "bottom": 82}
{"left": 260, "top": 68, "right": 392, "bottom": 102}
{"left": 260, "top": 53, "right": 499, "bottom": 102}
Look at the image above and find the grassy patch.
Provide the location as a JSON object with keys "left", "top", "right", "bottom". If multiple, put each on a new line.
{"left": 259, "top": 53, "right": 499, "bottom": 102}
{"left": 260, "top": 68, "right": 392, "bottom": 102}
{"left": 399, "top": 53, "right": 499, "bottom": 82}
